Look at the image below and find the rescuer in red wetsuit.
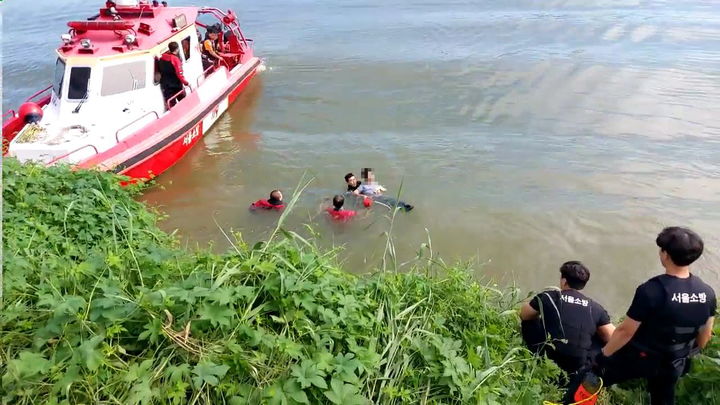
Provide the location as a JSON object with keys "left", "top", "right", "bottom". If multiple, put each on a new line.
{"left": 157, "top": 42, "right": 189, "bottom": 107}
{"left": 250, "top": 190, "right": 285, "bottom": 211}
{"left": 327, "top": 195, "right": 357, "bottom": 222}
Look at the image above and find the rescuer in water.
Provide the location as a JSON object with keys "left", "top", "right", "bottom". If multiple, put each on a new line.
{"left": 326, "top": 194, "right": 357, "bottom": 222}
{"left": 595, "top": 227, "right": 716, "bottom": 405}
{"left": 520, "top": 261, "right": 615, "bottom": 374}
{"left": 249, "top": 190, "right": 285, "bottom": 211}
{"left": 157, "top": 41, "right": 189, "bottom": 107}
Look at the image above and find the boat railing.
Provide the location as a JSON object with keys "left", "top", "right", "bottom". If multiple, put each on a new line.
{"left": 26, "top": 85, "right": 53, "bottom": 103}
{"left": 197, "top": 65, "right": 214, "bottom": 88}
{"left": 198, "top": 7, "right": 250, "bottom": 49}
{"left": 115, "top": 111, "right": 160, "bottom": 143}
{"left": 46, "top": 144, "right": 99, "bottom": 166}
{"left": 166, "top": 89, "right": 187, "bottom": 110}
{"left": 2, "top": 109, "right": 16, "bottom": 123}
{"left": 196, "top": 59, "right": 230, "bottom": 88}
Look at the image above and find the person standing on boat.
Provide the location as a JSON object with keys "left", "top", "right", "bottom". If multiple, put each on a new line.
{"left": 595, "top": 227, "right": 716, "bottom": 405}
{"left": 158, "top": 42, "right": 189, "bottom": 107}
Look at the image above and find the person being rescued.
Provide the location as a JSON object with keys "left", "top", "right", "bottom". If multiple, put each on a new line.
{"left": 348, "top": 168, "right": 413, "bottom": 212}
{"left": 249, "top": 190, "right": 284, "bottom": 211}
{"left": 326, "top": 195, "right": 357, "bottom": 222}
{"left": 157, "top": 42, "right": 189, "bottom": 107}
{"left": 201, "top": 26, "right": 223, "bottom": 71}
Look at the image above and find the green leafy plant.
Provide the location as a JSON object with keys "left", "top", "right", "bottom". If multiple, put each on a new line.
{"left": 2, "top": 158, "right": 716, "bottom": 404}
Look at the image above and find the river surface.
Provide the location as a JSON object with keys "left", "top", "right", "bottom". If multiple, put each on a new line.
{"left": 3, "top": 0, "right": 720, "bottom": 314}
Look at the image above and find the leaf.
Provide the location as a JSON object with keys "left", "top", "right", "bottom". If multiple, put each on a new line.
{"left": 128, "top": 378, "right": 155, "bottom": 405}
{"left": 138, "top": 318, "right": 163, "bottom": 344}
{"left": 5, "top": 351, "right": 51, "bottom": 380}
{"left": 165, "top": 363, "right": 191, "bottom": 383}
{"left": 208, "top": 287, "right": 235, "bottom": 306}
{"left": 124, "top": 359, "right": 154, "bottom": 383}
{"left": 191, "top": 361, "right": 230, "bottom": 388}
{"left": 291, "top": 359, "right": 327, "bottom": 389}
{"left": 263, "top": 381, "right": 288, "bottom": 405}
{"left": 77, "top": 336, "right": 105, "bottom": 371}
{"left": 198, "top": 302, "right": 235, "bottom": 328}
{"left": 313, "top": 351, "right": 335, "bottom": 372}
{"left": 332, "top": 353, "right": 362, "bottom": 382}
{"left": 263, "top": 379, "right": 309, "bottom": 405}
{"left": 292, "top": 294, "right": 318, "bottom": 312}
{"left": 51, "top": 365, "right": 80, "bottom": 396}
{"left": 323, "top": 378, "right": 367, "bottom": 405}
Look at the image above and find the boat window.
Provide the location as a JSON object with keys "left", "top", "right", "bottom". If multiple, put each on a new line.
{"left": 182, "top": 36, "right": 191, "bottom": 60}
{"left": 53, "top": 58, "right": 66, "bottom": 98}
{"left": 154, "top": 56, "right": 162, "bottom": 85}
{"left": 67, "top": 67, "right": 91, "bottom": 100}
{"left": 101, "top": 61, "right": 147, "bottom": 96}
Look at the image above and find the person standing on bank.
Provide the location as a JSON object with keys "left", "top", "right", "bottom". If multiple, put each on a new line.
{"left": 158, "top": 42, "right": 189, "bottom": 107}
{"left": 520, "top": 261, "right": 615, "bottom": 374}
{"left": 597, "top": 227, "right": 716, "bottom": 405}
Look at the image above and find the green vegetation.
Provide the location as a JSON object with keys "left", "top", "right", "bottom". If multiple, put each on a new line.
{"left": 1, "top": 158, "right": 718, "bottom": 404}
{"left": 1, "top": 159, "right": 560, "bottom": 404}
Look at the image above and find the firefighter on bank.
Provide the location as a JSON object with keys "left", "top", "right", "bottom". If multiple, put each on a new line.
{"left": 596, "top": 226, "right": 717, "bottom": 405}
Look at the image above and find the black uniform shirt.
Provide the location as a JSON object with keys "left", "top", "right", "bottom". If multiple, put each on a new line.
{"left": 627, "top": 274, "right": 716, "bottom": 326}
{"left": 530, "top": 289, "right": 611, "bottom": 337}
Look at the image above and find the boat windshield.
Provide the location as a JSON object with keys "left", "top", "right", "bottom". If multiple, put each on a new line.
{"left": 68, "top": 67, "right": 91, "bottom": 100}
{"left": 53, "top": 58, "right": 66, "bottom": 98}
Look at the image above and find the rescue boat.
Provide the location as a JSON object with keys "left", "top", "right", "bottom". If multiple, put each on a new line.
{"left": 2, "top": 0, "right": 262, "bottom": 180}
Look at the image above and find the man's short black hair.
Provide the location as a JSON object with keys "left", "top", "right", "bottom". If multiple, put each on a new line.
{"left": 656, "top": 226, "right": 703, "bottom": 266}
{"left": 332, "top": 194, "right": 344, "bottom": 210}
{"left": 168, "top": 41, "right": 179, "bottom": 52}
{"left": 560, "top": 261, "right": 590, "bottom": 290}
{"left": 270, "top": 190, "right": 282, "bottom": 200}
{"left": 344, "top": 173, "right": 355, "bottom": 182}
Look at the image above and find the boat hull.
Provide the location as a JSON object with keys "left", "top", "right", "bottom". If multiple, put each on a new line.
{"left": 78, "top": 59, "right": 262, "bottom": 180}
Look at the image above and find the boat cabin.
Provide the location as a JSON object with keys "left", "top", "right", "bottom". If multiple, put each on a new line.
{"left": 8, "top": 0, "right": 253, "bottom": 164}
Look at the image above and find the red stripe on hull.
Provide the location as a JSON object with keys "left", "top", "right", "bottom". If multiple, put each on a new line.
{"left": 118, "top": 65, "right": 259, "bottom": 180}
{"left": 121, "top": 121, "right": 204, "bottom": 179}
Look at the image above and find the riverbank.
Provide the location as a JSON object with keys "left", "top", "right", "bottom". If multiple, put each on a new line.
{"left": 1, "top": 159, "right": 718, "bottom": 404}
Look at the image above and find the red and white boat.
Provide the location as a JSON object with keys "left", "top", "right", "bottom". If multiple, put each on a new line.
{"left": 2, "top": 0, "right": 262, "bottom": 179}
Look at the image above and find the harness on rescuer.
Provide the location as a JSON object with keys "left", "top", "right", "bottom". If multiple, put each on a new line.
{"left": 539, "top": 291, "right": 604, "bottom": 405}
{"left": 539, "top": 291, "right": 595, "bottom": 362}
{"left": 630, "top": 275, "right": 703, "bottom": 360}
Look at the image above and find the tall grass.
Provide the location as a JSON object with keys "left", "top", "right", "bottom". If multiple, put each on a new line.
{"left": 0, "top": 159, "right": 561, "bottom": 404}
